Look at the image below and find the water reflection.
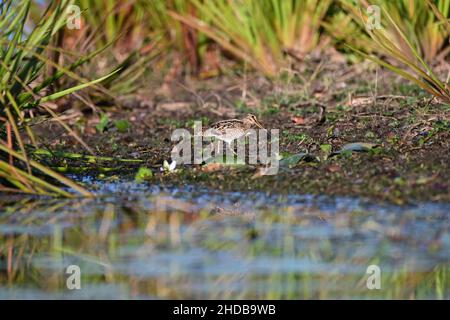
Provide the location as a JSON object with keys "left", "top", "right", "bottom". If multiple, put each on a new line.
{"left": 0, "top": 180, "right": 448, "bottom": 299}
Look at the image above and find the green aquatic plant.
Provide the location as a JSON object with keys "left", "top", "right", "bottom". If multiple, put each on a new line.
{"left": 341, "top": 0, "right": 450, "bottom": 104}
{"left": 0, "top": 0, "right": 118, "bottom": 196}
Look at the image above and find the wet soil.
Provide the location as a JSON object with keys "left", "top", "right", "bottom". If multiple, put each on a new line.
{"left": 30, "top": 63, "right": 450, "bottom": 204}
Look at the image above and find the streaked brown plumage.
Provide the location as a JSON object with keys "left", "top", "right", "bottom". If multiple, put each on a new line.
{"left": 203, "top": 114, "right": 265, "bottom": 144}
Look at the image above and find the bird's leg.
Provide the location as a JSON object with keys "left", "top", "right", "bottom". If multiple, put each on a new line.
{"left": 203, "top": 139, "right": 223, "bottom": 163}
{"left": 215, "top": 140, "right": 223, "bottom": 156}
{"left": 202, "top": 141, "right": 215, "bottom": 163}
{"left": 225, "top": 142, "right": 238, "bottom": 157}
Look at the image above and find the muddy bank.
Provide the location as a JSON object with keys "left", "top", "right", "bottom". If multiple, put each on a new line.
{"left": 31, "top": 68, "right": 450, "bottom": 204}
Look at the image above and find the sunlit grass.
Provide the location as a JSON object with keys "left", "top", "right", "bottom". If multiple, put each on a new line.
{"left": 339, "top": 0, "right": 450, "bottom": 104}
{"left": 0, "top": 0, "right": 120, "bottom": 196}
{"left": 170, "top": 0, "right": 332, "bottom": 77}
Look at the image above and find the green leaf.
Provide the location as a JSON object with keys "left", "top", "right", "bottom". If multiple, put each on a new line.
{"left": 135, "top": 167, "right": 153, "bottom": 182}
{"left": 96, "top": 113, "right": 109, "bottom": 133}
{"left": 114, "top": 119, "right": 131, "bottom": 133}
{"left": 40, "top": 67, "right": 122, "bottom": 102}
{"left": 320, "top": 144, "right": 332, "bottom": 154}
{"left": 279, "top": 153, "right": 317, "bottom": 168}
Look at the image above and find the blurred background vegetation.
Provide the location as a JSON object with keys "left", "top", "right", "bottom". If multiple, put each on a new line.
{"left": 0, "top": 0, "right": 449, "bottom": 195}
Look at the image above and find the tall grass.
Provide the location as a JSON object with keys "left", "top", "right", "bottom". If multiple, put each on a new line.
{"left": 328, "top": 0, "right": 450, "bottom": 60}
{"left": 337, "top": 0, "right": 450, "bottom": 103}
{"left": 54, "top": 0, "right": 449, "bottom": 103}
{"left": 381, "top": 0, "right": 449, "bottom": 62}
{"left": 71, "top": 0, "right": 205, "bottom": 89}
{"left": 2, "top": 0, "right": 446, "bottom": 198}
{"left": 72, "top": 0, "right": 160, "bottom": 95}
{"left": 268, "top": 0, "right": 331, "bottom": 59}
{"left": 170, "top": 0, "right": 332, "bottom": 77}
{"left": 0, "top": 0, "right": 119, "bottom": 196}
{"left": 142, "top": 0, "right": 205, "bottom": 75}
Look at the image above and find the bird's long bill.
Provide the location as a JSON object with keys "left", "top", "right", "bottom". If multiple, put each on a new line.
{"left": 254, "top": 119, "right": 265, "bottom": 129}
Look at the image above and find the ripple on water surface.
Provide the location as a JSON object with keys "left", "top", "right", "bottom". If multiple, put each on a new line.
{"left": 0, "top": 178, "right": 448, "bottom": 299}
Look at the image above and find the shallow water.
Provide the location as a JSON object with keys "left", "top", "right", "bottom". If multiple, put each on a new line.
{"left": 0, "top": 178, "right": 448, "bottom": 299}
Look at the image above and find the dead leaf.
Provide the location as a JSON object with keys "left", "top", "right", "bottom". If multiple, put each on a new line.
{"left": 156, "top": 102, "right": 192, "bottom": 112}
{"left": 291, "top": 116, "right": 306, "bottom": 125}
{"left": 252, "top": 166, "right": 278, "bottom": 178}
{"left": 328, "top": 164, "right": 341, "bottom": 172}
{"left": 348, "top": 96, "right": 373, "bottom": 107}
{"left": 201, "top": 163, "right": 226, "bottom": 172}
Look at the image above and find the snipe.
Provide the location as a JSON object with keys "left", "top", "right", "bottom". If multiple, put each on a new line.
{"left": 204, "top": 114, "right": 264, "bottom": 142}
{"left": 203, "top": 114, "right": 265, "bottom": 154}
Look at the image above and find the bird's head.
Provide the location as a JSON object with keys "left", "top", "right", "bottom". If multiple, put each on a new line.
{"left": 243, "top": 114, "right": 264, "bottom": 129}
